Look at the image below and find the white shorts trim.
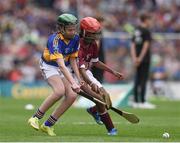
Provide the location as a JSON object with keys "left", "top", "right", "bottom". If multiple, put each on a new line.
{"left": 86, "top": 70, "right": 102, "bottom": 88}
{"left": 80, "top": 64, "right": 86, "bottom": 68}
{"left": 91, "top": 58, "right": 99, "bottom": 63}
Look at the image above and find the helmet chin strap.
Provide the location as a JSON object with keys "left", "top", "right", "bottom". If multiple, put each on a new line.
{"left": 61, "top": 26, "right": 66, "bottom": 35}
{"left": 83, "top": 29, "right": 86, "bottom": 37}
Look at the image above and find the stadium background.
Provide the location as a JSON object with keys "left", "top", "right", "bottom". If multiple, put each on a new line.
{"left": 0, "top": 0, "right": 180, "bottom": 142}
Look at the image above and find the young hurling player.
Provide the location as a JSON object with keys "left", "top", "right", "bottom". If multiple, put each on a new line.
{"left": 78, "top": 17, "right": 124, "bottom": 135}
{"left": 28, "top": 13, "right": 82, "bottom": 136}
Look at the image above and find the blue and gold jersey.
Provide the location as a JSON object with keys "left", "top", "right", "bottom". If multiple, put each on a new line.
{"left": 42, "top": 33, "right": 79, "bottom": 67}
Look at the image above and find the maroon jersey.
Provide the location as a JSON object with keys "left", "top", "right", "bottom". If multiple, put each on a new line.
{"left": 78, "top": 39, "right": 99, "bottom": 69}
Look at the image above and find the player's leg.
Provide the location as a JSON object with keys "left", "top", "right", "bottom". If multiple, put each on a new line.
{"left": 98, "top": 87, "right": 117, "bottom": 135}
{"left": 83, "top": 70, "right": 104, "bottom": 125}
{"left": 82, "top": 86, "right": 117, "bottom": 135}
{"left": 80, "top": 82, "right": 103, "bottom": 125}
{"left": 40, "top": 75, "right": 65, "bottom": 113}
{"left": 29, "top": 75, "right": 65, "bottom": 132}
{"left": 41, "top": 77, "right": 77, "bottom": 136}
{"left": 51, "top": 77, "right": 77, "bottom": 119}
{"left": 28, "top": 60, "right": 65, "bottom": 131}
{"left": 84, "top": 70, "right": 117, "bottom": 135}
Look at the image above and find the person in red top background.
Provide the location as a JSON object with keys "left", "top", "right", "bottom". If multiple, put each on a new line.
{"left": 78, "top": 17, "right": 124, "bottom": 135}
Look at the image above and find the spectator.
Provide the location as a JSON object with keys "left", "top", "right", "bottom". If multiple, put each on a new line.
{"left": 130, "top": 12, "right": 156, "bottom": 109}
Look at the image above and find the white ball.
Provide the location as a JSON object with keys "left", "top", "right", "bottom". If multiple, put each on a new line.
{"left": 162, "top": 132, "right": 170, "bottom": 138}
{"left": 25, "top": 104, "right": 34, "bottom": 110}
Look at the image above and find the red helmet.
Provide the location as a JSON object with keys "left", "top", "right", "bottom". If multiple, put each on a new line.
{"left": 80, "top": 17, "right": 102, "bottom": 42}
{"left": 80, "top": 17, "right": 101, "bottom": 33}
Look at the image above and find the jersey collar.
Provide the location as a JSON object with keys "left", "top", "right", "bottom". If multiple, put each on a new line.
{"left": 58, "top": 33, "right": 70, "bottom": 45}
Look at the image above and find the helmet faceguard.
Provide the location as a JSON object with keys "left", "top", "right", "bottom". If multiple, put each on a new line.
{"left": 80, "top": 17, "right": 102, "bottom": 43}
{"left": 82, "top": 30, "right": 101, "bottom": 40}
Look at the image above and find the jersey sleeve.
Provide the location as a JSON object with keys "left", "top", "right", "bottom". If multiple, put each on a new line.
{"left": 78, "top": 49, "right": 85, "bottom": 68}
{"left": 69, "top": 42, "right": 80, "bottom": 58}
{"left": 91, "top": 42, "right": 99, "bottom": 63}
{"left": 144, "top": 30, "right": 151, "bottom": 42}
{"left": 78, "top": 46, "right": 87, "bottom": 69}
{"left": 131, "top": 28, "right": 140, "bottom": 43}
{"left": 70, "top": 51, "right": 78, "bottom": 58}
{"left": 47, "top": 35, "right": 63, "bottom": 61}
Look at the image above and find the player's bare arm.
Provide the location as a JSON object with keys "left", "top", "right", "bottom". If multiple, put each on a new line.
{"left": 57, "top": 58, "right": 80, "bottom": 93}
{"left": 70, "top": 57, "right": 84, "bottom": 85}
{"left": 79, "top": 67, "right": 101, "bottom": 93}
{"left": 80, "top": 83, "right": 104, "bottom": 102}
{"left": 93, "top": 61, "right": 124, "bottom": 80}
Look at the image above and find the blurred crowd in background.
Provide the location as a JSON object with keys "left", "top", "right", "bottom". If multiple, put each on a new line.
{"left": 0, "top": 0, "right": 179, "bottom": 83}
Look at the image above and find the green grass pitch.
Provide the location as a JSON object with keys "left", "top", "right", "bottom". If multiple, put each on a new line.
{"left": 0, "top": 97, "right": 180, "bottom": 142}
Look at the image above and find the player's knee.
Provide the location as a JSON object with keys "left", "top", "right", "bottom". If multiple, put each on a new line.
{"left": 53, "top": 88, "right": 65, "bottom": 100}
{"left": 67, "top": 93, "right": 77, "bottom": 102}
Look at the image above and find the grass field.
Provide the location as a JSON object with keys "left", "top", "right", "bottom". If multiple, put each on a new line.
{"left": 0, "top": 97, "right": 180, "bottom": 142}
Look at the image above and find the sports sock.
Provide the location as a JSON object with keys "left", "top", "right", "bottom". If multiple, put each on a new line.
{"left": 33, "top": 109, "right": 44, "bottom": 119}
{"left": 45, "top": 115, "right": 57, "bottom": 127}
{"left": 100, "top": 112, "right": 114, "bottom": 131}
